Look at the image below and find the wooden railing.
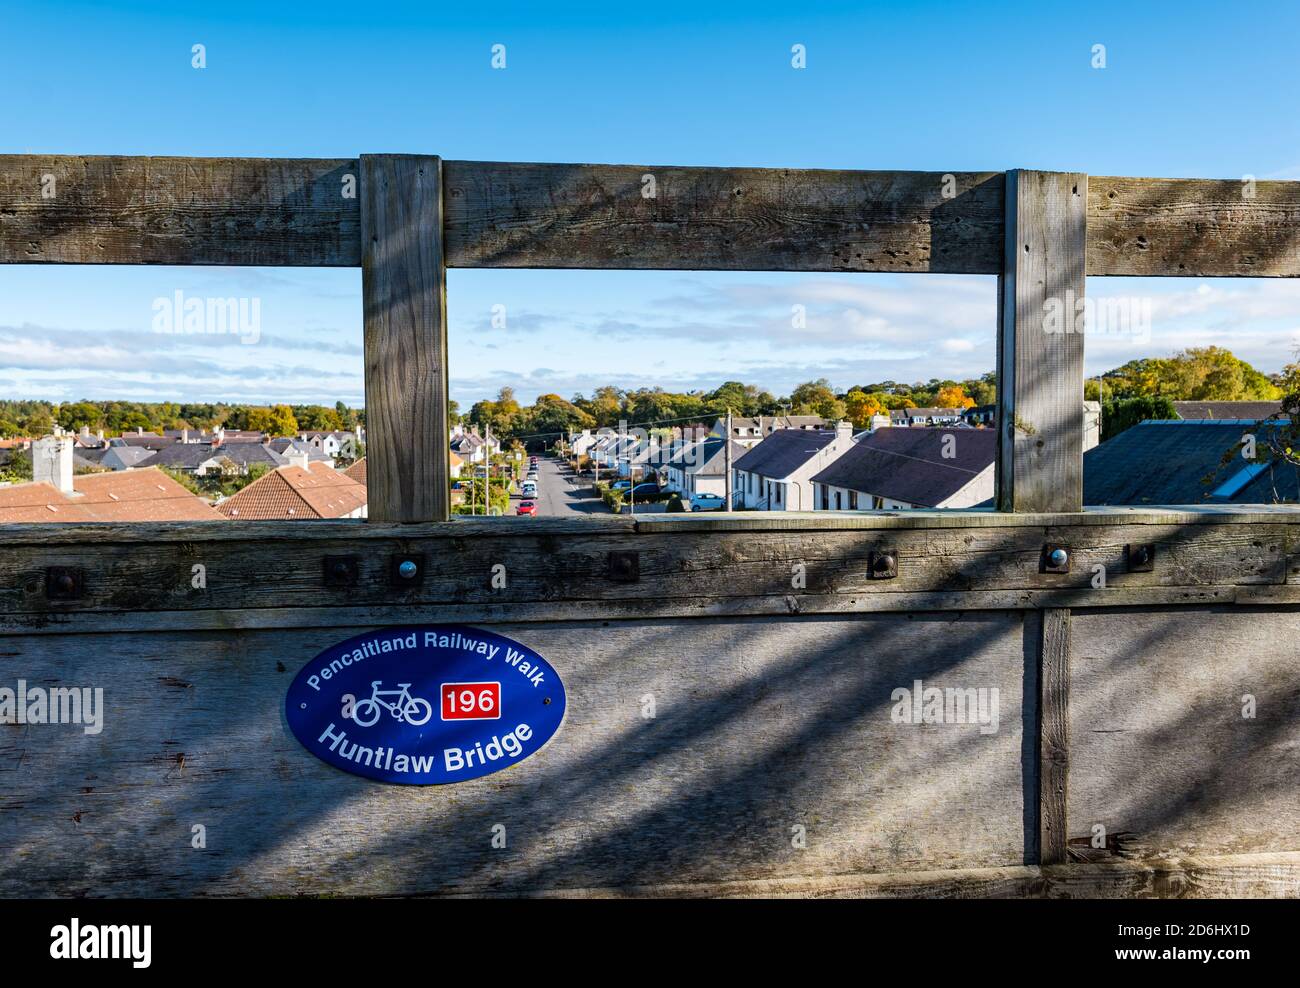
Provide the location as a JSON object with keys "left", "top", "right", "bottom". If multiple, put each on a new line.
{"left": 2, "top": 155, "right": 1299, "bottom": 897}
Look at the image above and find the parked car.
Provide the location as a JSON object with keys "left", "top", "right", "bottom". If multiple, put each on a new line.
{"left": 629, "top": 483, "right": 661, "bottom": 497}
{"left": 516, "top": 501, "right": 537, "bottom": 516}
{"left": 611, "top": 479, "right": 633, "bottom": 491}
{"left": 689, "top": 493, "right": 726, "bottom": 511}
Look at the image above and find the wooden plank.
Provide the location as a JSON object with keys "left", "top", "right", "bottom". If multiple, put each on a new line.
{"left": 0, "top": 519, "right": 1293, "bottom": 619}
{"left": 5, "top": 585, "right": 1297, "bottom": 637}
{"left": 997, "top": 171, "right": 1088, "bottom": 512}
{"left": 360, "top": 154, "right": 449, "bottom": 522}
{"left": 1038, "top": 608, "right": 1071, "bottom": 864}
{"left": 0, "top": 155, "right": 360, "bottom": 265}
{"left": 1088, "top": 176, "right": 1300, "bottom": 277}
{"left": 442, "top": 161, "right": 1005, "bottom": 273}
{"left": 490, "top": 851, "right": 1300, "bottom": 898}
{"left": 5, "top": 503, "right": 1300, "bottom": 548}
{"left": 0, "top": 613, "right": 1031, "bottom": 896}
{"left": 1069, "top": 607, "right": 1300, "bottom": 859}
{"left": 7, "top": 156, "right": 1300, "bottom": 278}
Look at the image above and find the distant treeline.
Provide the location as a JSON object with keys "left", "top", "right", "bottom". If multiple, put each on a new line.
{"left": 0, "top": 400, "right": 363, "bottom": 439}
{"left": 464, "top": 375, "right": 999, "bottom": 444}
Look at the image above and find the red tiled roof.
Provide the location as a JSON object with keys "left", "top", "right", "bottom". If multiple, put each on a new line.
{"left": 216, "top": 461, "right": 367, "bottom": 520}
{"left": 342, "top": 457, "right": 366, "bottom": 486}
{"left": 0, "top": 467, "right": 224, "bottom": 522}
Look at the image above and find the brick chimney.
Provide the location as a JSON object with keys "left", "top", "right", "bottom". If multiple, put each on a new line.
{"left": 33, "top": 435, "right": 74, "bottom": 493}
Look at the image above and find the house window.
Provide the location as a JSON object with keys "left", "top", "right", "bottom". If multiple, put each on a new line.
{"left": 834, "top": 491, "right": 841, "bottom": 510}
{"left": 849, "top": 491, "right": 858, "bottom": 510}
{"left": 775, "top": 485, "right": 781, "bottom": 505}
{"left": 819, "top": 485, "right": 828, "bottom": 510}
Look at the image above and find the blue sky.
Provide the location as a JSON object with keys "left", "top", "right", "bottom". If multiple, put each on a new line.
{"left": 4, "top": 0, "right": 1300, "bottom": 407}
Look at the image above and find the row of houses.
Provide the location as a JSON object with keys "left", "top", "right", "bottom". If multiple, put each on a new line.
{"left": 48, "top": 425, "right": 365, "bottom": 476}
{"left": 567, "top": 402, "right": 1109, "bottom": 511}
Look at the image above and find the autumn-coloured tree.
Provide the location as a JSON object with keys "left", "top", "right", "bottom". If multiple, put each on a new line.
{"left": 936, "top": 386, "right": 976, "bottom": 409}
{"left": 843, "top": 389, "right": 887, "bottom": 428}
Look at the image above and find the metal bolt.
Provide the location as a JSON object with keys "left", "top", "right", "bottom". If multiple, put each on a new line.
{"left": 398, "top": 560, "right": 418, "bottom": 580}
{"left": 1131, "top": 546, "right": 1150, "bottom": 566}
{"left": 873, "top": 553, "right": 896, "bottom": 574}
{"left": 1048, "top": 548, "right": 1069, "bottom": 568}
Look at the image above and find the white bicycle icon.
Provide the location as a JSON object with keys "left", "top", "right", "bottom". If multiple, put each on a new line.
{"left": 351, "top": 680, "right": 433, "bottom": 727}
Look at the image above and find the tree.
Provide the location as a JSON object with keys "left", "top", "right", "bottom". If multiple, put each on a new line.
{"left": 56, "top": 402, "right": 104, "bottom": 432}
{"left": 1101, "top": 395, "right": 1178, "bottom": 442}
{"left": 296, "top": 405, "right": 344, "bottom": 431}
{"left": 530, "top": 393, "right": 595, "bottom": 441}
{"left": 789, "top": 379, "right": 846, "bottom": 420}
{"left": 843, "top": 389, "right": 887, "bottom": 428}
{"left": 0, "top": 449, "right": 33, "bottom": 483}
{"left": 936, "top": 385, "right": 976, "bottom": 410}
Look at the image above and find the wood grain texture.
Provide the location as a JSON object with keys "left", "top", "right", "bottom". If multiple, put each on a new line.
{"left": 442, "top": 161, "right": 1005, "bottom": 272}
{"left": 483, "top": 851, "right": 1300, "bottom": 898}
{"left": 997, "top": 171, "right": 1088, "bottom": 512}
{"left": 1068, "top": 607, "right": 1300, "bottom": 860}
{"left": 0, "top": 155, "right": 360, "bottom": 265}
{"left": 0, "top": 518, "right": 1295, "bottom": 623}
{"left": 7, "top": 156, "right": 1300, "bottom": 278}
{"left": 360, "top": 154, "right": 449, "bottom": 522}
{"left": 1038, "top": 608, "right": 1071, "bottom": 864}
{"left": 1088, "top": 176, "right": 1300, "bottom": 277}
{"left": 0, "top": 613, "right": 1031, "bottom": 896}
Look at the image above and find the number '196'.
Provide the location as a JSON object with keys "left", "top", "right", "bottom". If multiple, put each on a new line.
{"left": 442, "top": 682, "right": 501, "bottom": 721}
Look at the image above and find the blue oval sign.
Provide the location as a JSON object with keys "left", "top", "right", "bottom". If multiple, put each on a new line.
{"left": 285, "top": 625, "right": 565, "bottom": 785}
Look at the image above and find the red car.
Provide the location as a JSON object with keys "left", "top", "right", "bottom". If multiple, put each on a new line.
{"left": 516, "top": 500, "right": 537, "bottom": 516}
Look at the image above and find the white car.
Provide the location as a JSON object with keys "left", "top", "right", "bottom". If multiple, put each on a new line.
{"left": 521, "top": 482, "right": 537, "bottom": 498}
{"left": 690, "top": 493, "right": 726, "bottom": 511}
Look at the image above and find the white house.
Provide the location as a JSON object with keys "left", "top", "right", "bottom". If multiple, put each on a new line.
{"left": 711, "top": 414, "right": 830, "bottom": 449}
{"left": 661, "top": 437, "right": 745, "bottom": 499}
{"left": 569, "top": 429, "right": 605, "bottom": 459}
{"left": 732, "top": 422, "right": 856, "bottom": 511}
{"left": 889, "top": 407, "right": 965, "bottom": 427}
{"left": 811, "top": 428, "right": 995, "bottom": 510}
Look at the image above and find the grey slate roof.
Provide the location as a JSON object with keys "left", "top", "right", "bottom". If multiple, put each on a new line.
{"left": 1172, "top": 400, "right": 1284, "bottom": 421}
{"left": 102, "top": 446, "right": 157, "bottom": 470}
{"left": 812, "top": 428, "right": 995, "bottom": 507}
{"left": 150, "top": 441, "right": 288, "bottom": 471}
{"left": 665, "top": 437, "right": 746, "bottom": 475}
{"left": 733, "top": 429, "right": 838, "bottom": 480}
{"left": 1083, "top": 421, "right": 1299, "bottom": 504}
{"left": 268, "top": 437, "right": 333, "bottom": 462}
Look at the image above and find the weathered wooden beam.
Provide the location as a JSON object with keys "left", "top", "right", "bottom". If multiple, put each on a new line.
{"left": 996, "top": 171, "right": 1088, "bottom": 512}
{"left": 0, "top": 155, "right": 360, "bottom": 265}
{"left": 0, "top": 516, "right": 1293, "bottom": 620}
{"left": 360, "top": 154, "right": 450, "bottom": 522}
{"left": 1038, "top": 608, "right": 1071, "bottom": 865}
{"left": 441, "top": 161, "right": 1005, "bottom": 273}
{"left": 503, "top": 851, "right": 1300, "bottom": 898}
{"left": 7, "top": 156, "right": 1300, "bottom": 277}
{"left": 1088, "top": 175, "right": 1300, "bottom": 277}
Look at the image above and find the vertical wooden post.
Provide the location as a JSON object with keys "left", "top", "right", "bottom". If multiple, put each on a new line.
{"left": 360, "top": 154, "right": 449, "bottom": 522}
{"left": 996, "top": 170, "right": 1087, "bottom": 512}
{"left": 1039, "top": 607, "right": 1071, "bottom": 864}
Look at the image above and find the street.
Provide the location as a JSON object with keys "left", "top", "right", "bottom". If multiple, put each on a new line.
{"left": 515, "top": 456, "right": 603, "bottom": 516}
{"left": 514, "top": 456, "right": 667, "bottom": 516}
